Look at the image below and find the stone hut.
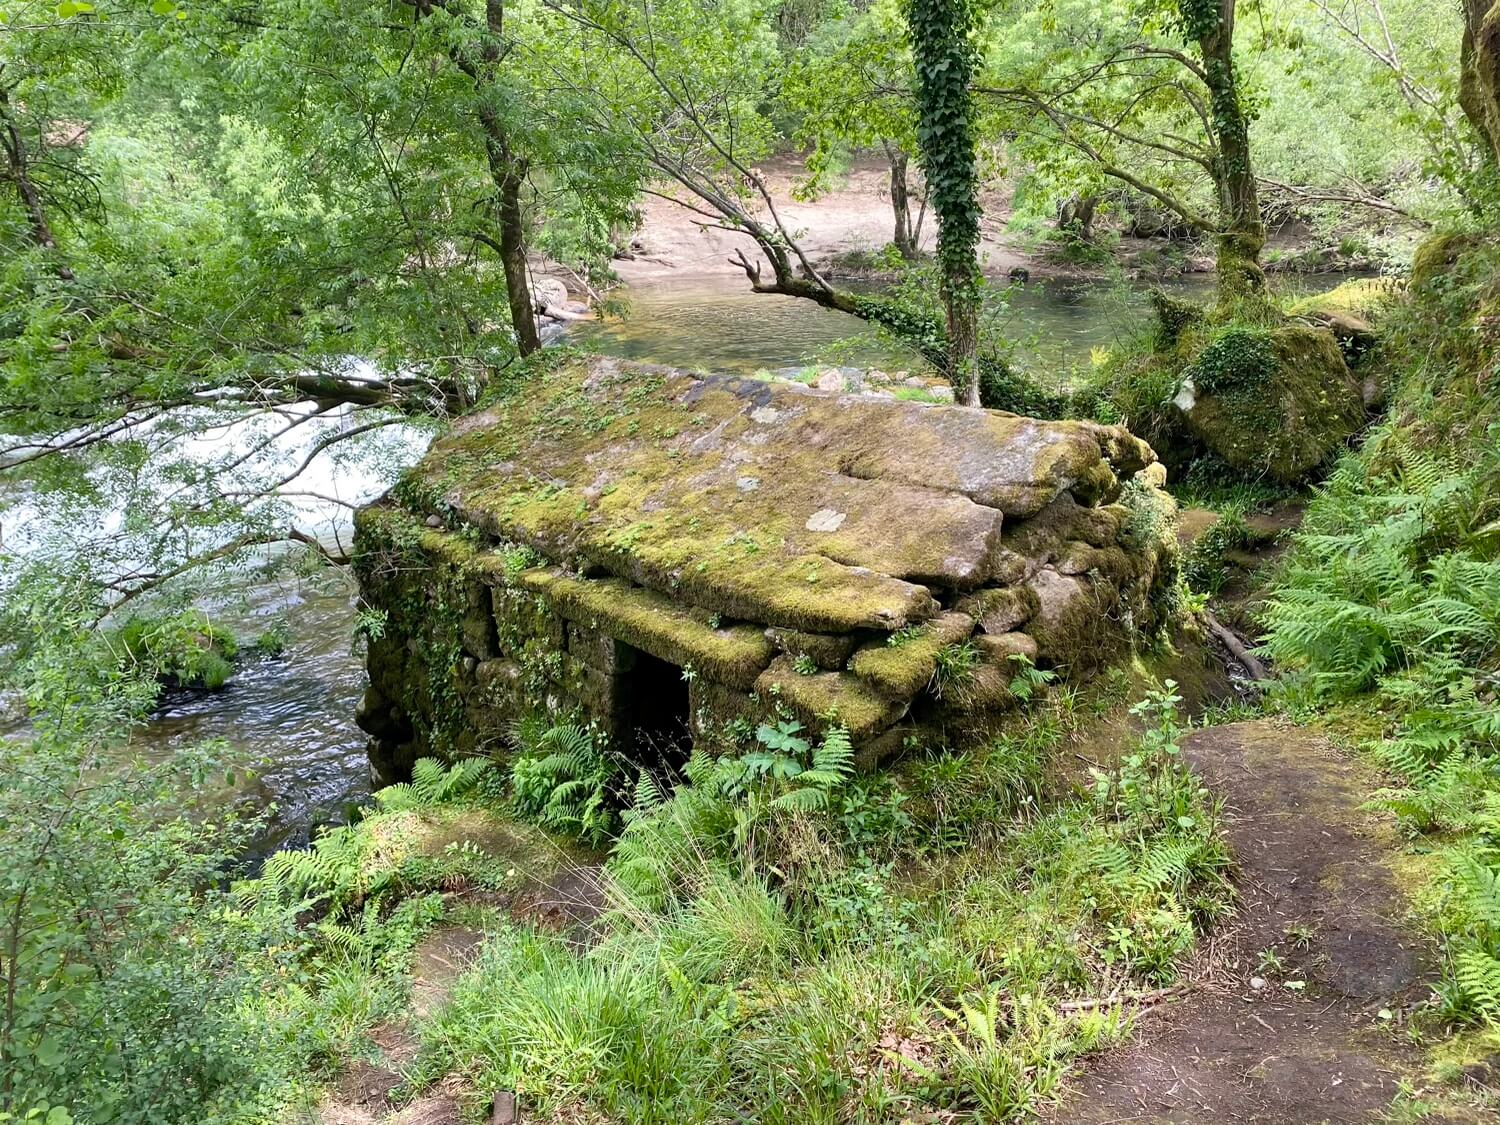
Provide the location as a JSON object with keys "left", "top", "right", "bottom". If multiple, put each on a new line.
{"left": 353, "top": 356, "right": 1179, "bottom": 782}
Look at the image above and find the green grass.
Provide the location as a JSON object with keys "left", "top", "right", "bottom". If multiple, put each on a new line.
{"left": 380, "top": 681, "right": 1230, "bottom": 1122}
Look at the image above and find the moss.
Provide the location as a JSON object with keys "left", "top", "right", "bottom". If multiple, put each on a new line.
{"left": 1150, "top": 288, "right": 1208, "bottom": 349}
{"left": 519, "top": 569, "right": 775, "bottom": 690}
{"left": 764, "top": 627, "right": 860, "bottom": 670}
{"left": 754, "top": 657, "right": 907, "bottom": 741}
{"left": 974, "top": 631, "right": 1039, "bottom": 666}
{"left": 1178, "top": 325, "right": 1365, "bottom": 483}
{"left": 848, "top": 611, "right": 977, "bottom": 701}
{"left": 1410, "top": 232, "right": 1479, "bottom": 292}
{"left": 390, "top": 357, "right": 1148, "bottom": 631}
{"left": 359, "top": 807, "right": 594, "bottom": 894}
{"left": 952, "top": 586, "right": 1039, "bottom": 634}
{"left": 1285, "top": 278, "right": 1400, "bottom": 325}
{"left": 1024, "top": 568, "right": 1118, "bottom": 674}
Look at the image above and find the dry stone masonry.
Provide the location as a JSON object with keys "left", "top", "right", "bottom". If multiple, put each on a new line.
{"left": 353, "top": 356, "right": 1180, "bottom": 782}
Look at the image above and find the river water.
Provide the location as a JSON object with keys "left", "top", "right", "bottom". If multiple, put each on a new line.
{"left": 33, "top": 268, "right": 1341, "bottom": 849}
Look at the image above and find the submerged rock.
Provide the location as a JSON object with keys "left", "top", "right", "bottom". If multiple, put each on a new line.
{"left": 353, "top": 356, "right": 1180, "bottom": 773}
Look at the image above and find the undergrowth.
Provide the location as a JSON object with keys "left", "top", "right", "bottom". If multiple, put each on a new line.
{"left": 1258, "top": 233, "right": 1500, "bottom": 1038}
{"left": 392, "top": 680, "right": 1229, "bottom": 1122}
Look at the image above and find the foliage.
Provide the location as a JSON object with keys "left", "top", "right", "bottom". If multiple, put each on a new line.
{"left": 0, "top": 584, "right": 312, "bottom": 1123}
{"left": 508, "top": 720, "right": 623, "bottom": 847}
{"left": 1183, "top": 327, "right": 1279, "bottom": 395}
{"left": 411, "top": 682, "right": 1228, "bottom": 1121}
{"left": 1259, "top": 233, "right": 1500, "bottom": 1033}
{"left": 114, "top": 610, "right": 240, "bottom": 691}
{"left": 929, "top": 640, "right": 981, "bottom": 702}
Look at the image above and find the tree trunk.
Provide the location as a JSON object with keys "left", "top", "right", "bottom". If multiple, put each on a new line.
{"left": 1187, "top": 0, "right": 1267, "bottom": 310}
{"left": 905, "top": 0, "right": 984, "bottom": 404}
{"left": 490, "top": 137, "right": 540, "bottom": 357}
{"left": 885, "top": 142, "right": 918, "bottom": 260}
{"left": 1461, "top": 0, "right": 1500, "bottom": 165}
{"left": 1059, "top": 194, "right": 1098, "bottom": 241}
{"left": 945, "top": 285, "right": 981, "bottom": 407}
{"left": 0, "top": 91, "right": 72, "bottom": 280}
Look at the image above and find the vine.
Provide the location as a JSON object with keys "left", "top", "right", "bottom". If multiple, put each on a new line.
{"left": 903, "top": 0, "right": 982, "bottom": 403}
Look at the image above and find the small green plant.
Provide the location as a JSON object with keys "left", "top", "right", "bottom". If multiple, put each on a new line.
{"left": 509, "top": 721, "right": 622, "bottom": 847}
{"left": 252, "top": 620, "right": 290, "bottom": 658}
{"left": 930, "top": 640, "right": 980, "bottom": 702}
{"left": 887, "top": 625, "right": 923, "bottom": 647}
{"left": 114, "top": 610, "right": 239, "bottom": 690}
{"left": 1007, "top": 653, "right": 1055, "bottom": 702}
{"left": 1256, "top": 946, "right": 1286, "bottom": 976}
{"left": 1182, "top": 326, "right": 1277, "bottom": 394}
{"left": 792, "top": 653, "right": 818, "bottom": 676}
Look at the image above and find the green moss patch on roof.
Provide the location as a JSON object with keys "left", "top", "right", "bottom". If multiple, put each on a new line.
{"left": 519, "top": 568, "right": 775, "bottom": 690}
{"left": 397, "top": 357, "right": 1155, "bottom": 631}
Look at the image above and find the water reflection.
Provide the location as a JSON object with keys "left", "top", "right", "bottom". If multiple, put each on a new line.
{"left": 566, "top": 272, "right": 1225, "bottom": 378}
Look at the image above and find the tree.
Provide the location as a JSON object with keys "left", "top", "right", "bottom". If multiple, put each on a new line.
{"left": 1461, "top": 0, "right": 1500, "bottom": 167}
{"left": 782, "top": 0, "right": 927, "bottom": 260}
{"left": 904, "top": 0, "right": 982, "bottom": 403}
{"left": 984, "top": 0, "right": 1271, "bottom": 311}
{"left": 1, "top": 0, "right": 644, "bottom": 614}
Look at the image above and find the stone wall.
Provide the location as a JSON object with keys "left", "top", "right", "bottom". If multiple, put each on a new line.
{"left": 353, "top": 357, "right": 1182, "bottom": 781}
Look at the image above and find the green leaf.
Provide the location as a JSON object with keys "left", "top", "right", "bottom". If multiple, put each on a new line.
{"left": 34, "top": 1037, "right": 64, "bottom": 1068}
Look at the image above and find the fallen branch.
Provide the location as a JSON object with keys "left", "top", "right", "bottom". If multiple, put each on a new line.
{"left": 1204, "top": 610, "right": 1271, "bottom": 685}
{"left": 1057, "top": 983, "right": 1189, "bottom": 1012}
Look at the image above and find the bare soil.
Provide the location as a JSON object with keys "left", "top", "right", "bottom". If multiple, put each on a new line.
{"left": 1053, "top": 719, "right": 1438, "bottom": 1124}
{"left": 613, "top": 152, "right": 1070, "bottom": 288}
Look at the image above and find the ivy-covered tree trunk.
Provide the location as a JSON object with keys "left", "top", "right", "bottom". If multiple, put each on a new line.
{"left": 884, "top": 141, "right": 918, "bottom": 260}
{"left": 904, "top": 0, "right": 982, "bottom": 406}
{"left": 1179, "top": 0, "right": 1266, "bottom": 310}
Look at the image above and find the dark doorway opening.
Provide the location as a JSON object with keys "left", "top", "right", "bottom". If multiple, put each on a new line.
{"left": 619, "top": 646, "right": 692, "bottom": 767}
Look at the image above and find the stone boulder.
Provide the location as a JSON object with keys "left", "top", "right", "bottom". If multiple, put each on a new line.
{"left": 1173, "top": 326, "right": 1365, "bottom": 483}
{"left": 530, "top": 277, "right": 569, "bottom": 314}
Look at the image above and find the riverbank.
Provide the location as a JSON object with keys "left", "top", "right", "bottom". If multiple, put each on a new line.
{"left": 597, "top": 152, "right": 1386, "bottom": 295}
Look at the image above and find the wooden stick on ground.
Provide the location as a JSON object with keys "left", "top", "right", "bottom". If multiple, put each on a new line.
{"left": 1204, "top": 610, "right": 1271, "bottom": 685}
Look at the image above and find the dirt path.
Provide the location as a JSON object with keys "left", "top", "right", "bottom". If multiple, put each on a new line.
{"left": 1054, "top": 720, "right": 1435, "bottom": 1124}
{"left": 314, "top": 826, "right": 609, "bottom": 1125}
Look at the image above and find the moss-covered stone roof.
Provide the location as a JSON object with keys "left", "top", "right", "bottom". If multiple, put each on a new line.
{"left": 405, "top": 356, "right": 1155, "bottom": 634}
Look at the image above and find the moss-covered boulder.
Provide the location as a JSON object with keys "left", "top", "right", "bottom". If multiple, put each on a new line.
{"left": 1287, "top": 278, "right": 1402, "bottom": 369}
{"left": 1172, "top": 326, "right": 1366, "bottom": 483}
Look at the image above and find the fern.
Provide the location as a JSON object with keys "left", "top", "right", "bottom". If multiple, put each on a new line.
{"left": 770, "top": 726, "right": 854, "bottom": 812}
{"left": 1452, "top": 852, "right": 1500, "bottom": 930}
{"left": 509, "top": 722, "right": 622, "bottom": 846}
{"left": 378, "top": 755, "right": 497, "bottom": 812}
{"left": 1454, "top": 948, "right": 1500, "bottom": 1018}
